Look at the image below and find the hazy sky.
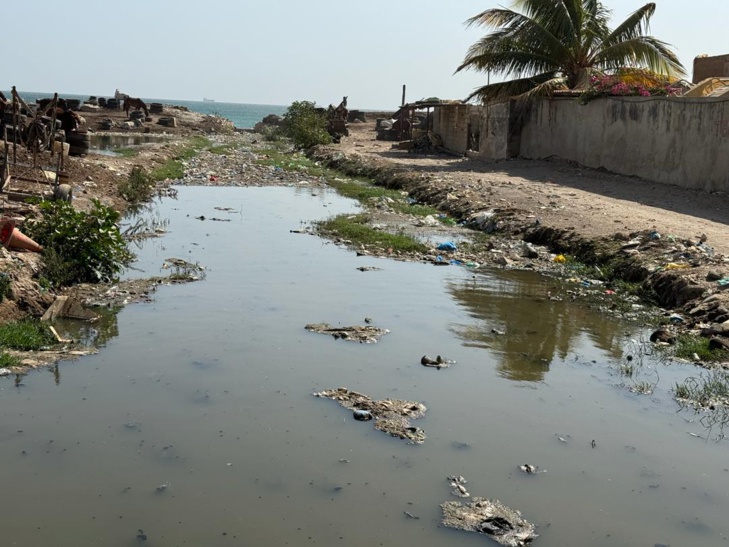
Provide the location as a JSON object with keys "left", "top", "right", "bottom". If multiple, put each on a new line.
{"left": 3, "top": 0, "right": 727, "bottom": 109}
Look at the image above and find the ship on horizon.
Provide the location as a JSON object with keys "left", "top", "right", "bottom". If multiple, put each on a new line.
{"left": 203, "top": 97, "right": 215, "bottom": 102}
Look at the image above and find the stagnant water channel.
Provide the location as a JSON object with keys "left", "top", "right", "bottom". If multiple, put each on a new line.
{"left": 1, "top": 186, "right": 728, "bottom": 546}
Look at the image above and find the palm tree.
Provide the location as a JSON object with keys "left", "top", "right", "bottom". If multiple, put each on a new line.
{"left": 456, "top": 0, "right": 685, "bottom": 102}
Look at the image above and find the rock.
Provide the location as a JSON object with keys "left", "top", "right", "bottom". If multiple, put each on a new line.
{"left": 0, "top": 368, "right": 11, "bottom": 376}
{"left": 706, "top": 270, "right": 725, "bottom": 282}
{"left": 708, "top": 337, "right": 729, "bottom": 352}
{"left": 353, "top": 409, "right": 373, "bottom": 421}
{"left": 650, "top": 329, "right": 675, "bottom": 344}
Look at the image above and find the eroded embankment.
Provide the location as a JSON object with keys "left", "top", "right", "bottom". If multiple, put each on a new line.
{"left": 306, "top": 145, "right": 729, "bottom": 341}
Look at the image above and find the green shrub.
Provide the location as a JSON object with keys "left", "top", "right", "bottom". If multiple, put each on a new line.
{"left": 0, "top": 352, "right": 21, "bottom": 368}
{"left": 25, "top": 200, "right": 134, "bottom": 287}
{"left": 118, "top": 166, "right": 155, "bottom": 204}
{"left": 280, "top": 101, "right": 332, "bottom": 149}
{"left": 0, "top": 319, "right": 56, "bottom": 351}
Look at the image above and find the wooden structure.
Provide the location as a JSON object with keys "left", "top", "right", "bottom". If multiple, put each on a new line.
{"left": 1, "top": 87, "right": 66, "bottom": 202}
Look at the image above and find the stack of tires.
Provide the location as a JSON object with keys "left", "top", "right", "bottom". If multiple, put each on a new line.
{"left": 66, "top": 130, "right": 90, "bottom": 156}
{"left": 105, "top": 98, "right": 120, "bottom": 110}
{"left": 149, "top": 103, "right": 164, "bottom": 114}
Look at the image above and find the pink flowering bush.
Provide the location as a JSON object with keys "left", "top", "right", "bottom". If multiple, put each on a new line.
{"left": 578, "top": 74, "right": 682, "bottom": 104}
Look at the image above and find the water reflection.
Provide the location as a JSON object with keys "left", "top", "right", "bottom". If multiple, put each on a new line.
{"left": 90, "top": 133, "right": 173, "bottom": 151}
{"left": 447, "top": 269, "right": 626, "bottom": 381}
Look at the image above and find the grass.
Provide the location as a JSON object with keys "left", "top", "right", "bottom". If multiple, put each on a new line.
{"left": 151, "top": 136, "right": 212, "bottom": 181}
{"left": 0, "top": 319, "right": 57, "bottom": 351}
{"left": 0, "top": 352, "right": 21, "bottom": 368}
{"left": 316, "top": 214, "right": 429, "bottom": 254}
{"left": 256, "top": 147, "right": 329, "bottom": 177}
{"left": 673, "top": 370, "right": 729, "bottom": 408}
{"left": 118, "top": 166, "right": 155, "bottom": 204}
{"left": 674, "top": 334, "right": 729, "bottom": 362}
{"left": 208, "top": 144, "right": 235, "bottom": 155}
{"left": 116, "top": 148, "right": 139, "bottom": 158}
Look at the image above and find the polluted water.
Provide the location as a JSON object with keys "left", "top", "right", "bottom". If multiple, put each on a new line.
{"left": 0, "top": 186, "right": 728, "bottom": 546}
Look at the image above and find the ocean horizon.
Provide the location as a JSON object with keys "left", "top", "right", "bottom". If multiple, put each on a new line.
{"left": 2, "top": 90, "right": 288, "bottom": 129}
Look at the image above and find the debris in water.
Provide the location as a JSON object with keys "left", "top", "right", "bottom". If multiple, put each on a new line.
{"left": 305, "top": 323, "right": 389, "bottom": 344}
{"left": 448, "top": 475, "right": 470, "bottom": 498}
{"left": 356, "top": 266, "right": 382, "bottom": 272}
{"left": 314, "top": 387, "right": 427, "bottom": 444}
{"left": 519, "top": 464, "right": 546, "bottom": 474}
{"left": 136, "top": 529, "right": 148, "bottom": 541}
{"left": 441, "top": 497, "right": 538, "bottom": 546}
{"left": 421, "top": 355, "right": 455, "bottom": 368}
{"left": 155, "top": 482, "right": 169, "bottom": 493}
{"left": 404, "top": 511, "right": 420, "bottom": 519}
{"left": 353, "top": 409, "right": 373, "bottom": 421}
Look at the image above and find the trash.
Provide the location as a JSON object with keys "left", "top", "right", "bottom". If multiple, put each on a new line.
{"left": 519, "top": 464, "right": 545, "bottom": 474}
{"left": 553, "top": 254, "right": 566, "bottom": 263}
{"left": 668, "top": 313, "right": 684, "bottom": 323}
{"left": 437, "top": 241, "right": 457, "bottom": 252}
{"left": 649, "top": 230, "right": 661, "bottom": 240}
{"left": 421, "top": 355, "right": 454, "bottom": 368}
{"left": 0, "top": 219, "right": 43, "bottom": 252}
{"left": 314, "top": 387, "right": 427, "bottom": 444}
{"left": 41, "top": 296, "right": 99, "bottom": 322}
{"left": 441, "top": 497, "right": 538, "bottom": 547}
{"left": 404, "top": 511, "right": 420, "bottom": 520}
{"left": 353, "top": 409, "right": 373, "bottom": 421}
{"left": 717, "top": 277, "right": 729, "bottom": 287}
{"left": 448, "top": 475, "right": 470, "bottom": 498}
{"left": 665, "top": 262, "right": 690, "bottom": 270}
{"left": 0, "top": 368, "right": 11, "bottom": 377}
{"left": 305, "top": 323, "right": 389, "bottom": 344}
{"left": 491, "top": 328, "right": 505, "bottom": 335}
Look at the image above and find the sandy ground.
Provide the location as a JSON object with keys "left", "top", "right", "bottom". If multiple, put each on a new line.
{"left": 339, "top": 121, "right": 729, "bottom": 257}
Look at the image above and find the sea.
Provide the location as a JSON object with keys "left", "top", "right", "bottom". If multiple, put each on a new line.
{"left": 1, "top": 90, "right": 288, "bottom": 129}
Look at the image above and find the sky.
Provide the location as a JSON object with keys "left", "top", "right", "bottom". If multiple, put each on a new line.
{"left": 3, "top": 0, "right": 728, "bottom": 110}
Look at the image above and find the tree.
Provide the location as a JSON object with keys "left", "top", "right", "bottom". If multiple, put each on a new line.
{"left": 280, "top": 101, "right": 332, "bottom": 149}
{"left": 456, "top": 0, "right": 685, "bottom": 103}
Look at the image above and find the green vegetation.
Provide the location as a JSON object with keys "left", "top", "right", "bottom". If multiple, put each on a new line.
{"left": 279, "top": 100, "right": 331, "bottom": 149}
{"left": 673, "top": 370, "right": 729, "bottom": 408}
{"left": 673, "top": 335, "right": 729, "bottom": 363}
{"left": 0, "top": 352, "right": 21, "bottom": 368}
{"left": 116, "top": 148, "right": 138, "bottom": 158}
{"left": 118, "top": 166, "right": 155, "bottom": 204}
{"left": 25, "top": 200, "right": 133, "bottom": 287}
{"left": 256, "top": 147, "right": 328, "bottom": 177}
{"left": 151, "top": 136, "right": 211, "bottom": 181}
{"left": 457, "top": 0, "right": 684, "bottom": 102}
{"left": 208, "top": 144, "right": 235, "bottom": 155}
{"left": 316, "top": 214, "right": 428, "bottom": 254}
{"left": 0, "top": 319, "right": 56, "bottom": 351}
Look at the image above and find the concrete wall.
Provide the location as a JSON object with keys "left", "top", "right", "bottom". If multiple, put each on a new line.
{"left": 432, "top": 105, "right": 470, "bottom": 154}
{"left": 434, "top": 102, "right": 519, "bottom": 160}
{"left": 693, "top": 54, "right": 729, "bottom": 83}
{"left": 518, "top": 97, "right": 729, "bottom": 192}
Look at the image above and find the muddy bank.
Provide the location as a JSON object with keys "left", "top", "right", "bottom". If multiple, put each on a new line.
{"left": 305, "top": 144, "right": 729, "bottom": 355}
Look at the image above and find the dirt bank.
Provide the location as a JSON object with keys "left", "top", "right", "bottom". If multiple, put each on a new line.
{"left": 306, "top": 121, "right": 729, "bottom": 356}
